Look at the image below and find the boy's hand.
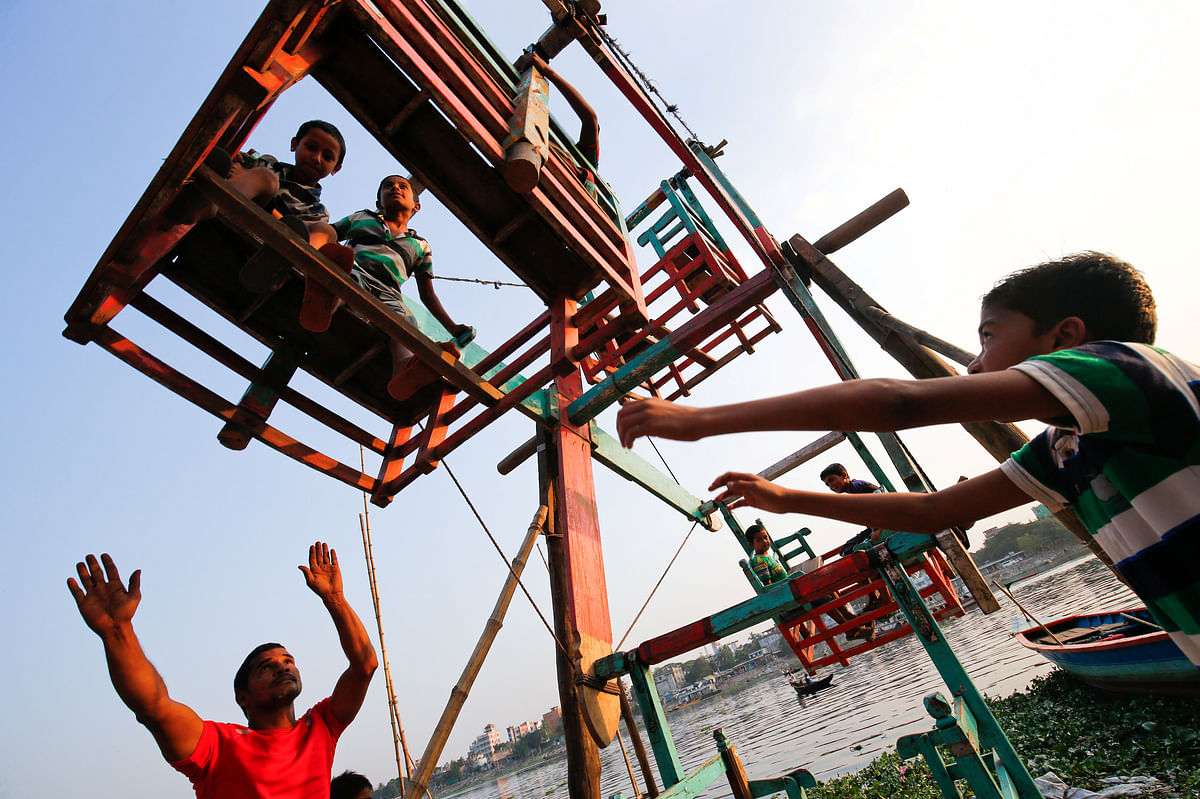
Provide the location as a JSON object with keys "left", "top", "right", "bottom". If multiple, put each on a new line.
{"left": 68, "top": 553, "right": 141, "bottom": 638}
{"left": 617, "top": 398, "right": 700, "bottom": 449}
{"left": 299, "top": 541, "right": 343, "bottom": 602}
{"left": 709, "top": 472, "right": 792, "bottom": 513}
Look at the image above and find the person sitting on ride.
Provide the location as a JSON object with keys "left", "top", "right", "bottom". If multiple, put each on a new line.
{"left": 746, "top": 523, "right": 872, "bottom": 640}
{"left": 334, "top": 175, "right": 473, "bottom": 403}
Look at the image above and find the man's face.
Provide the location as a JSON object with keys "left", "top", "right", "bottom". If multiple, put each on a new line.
{"left": 823, "top": 472, "right": 849, "bottom": 493}
{"left": 968, "top": 303, "right": 1056, "bottom": 374}
{"left": 378, "top": 176, "right": 419, "bottom": 218}
{"left": 289, "top": 128, "right": 343, "bottom": 185}
{"left": 237, "top": 647, "right": 302, "bottom": 712}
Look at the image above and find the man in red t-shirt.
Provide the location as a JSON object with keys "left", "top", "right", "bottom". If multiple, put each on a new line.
{"left": 68, "top": 542, "right": 377, "bottom": 799}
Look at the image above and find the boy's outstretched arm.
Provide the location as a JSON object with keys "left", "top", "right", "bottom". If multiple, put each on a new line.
{"left": 709, "top": 468, "right": 1029, "bottom": 534}
{"left": 616, "top": 370, "right": 1066, "bottom": 449}
{"left": 414, "top": 272, "right": 471, "bottom": 341}
{"left": 299, "top": 542, "right": 378, "bottom": 726}
{"left": 68, "top": 554, "right": 205, "bottom": 762}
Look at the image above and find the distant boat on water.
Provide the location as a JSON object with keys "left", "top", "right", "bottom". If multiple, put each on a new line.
{"left": 1015, "top": 607, "right": 1200, "bottom": 696}
{"left": 787, "top": 673, "right": 834, "bottom": 696}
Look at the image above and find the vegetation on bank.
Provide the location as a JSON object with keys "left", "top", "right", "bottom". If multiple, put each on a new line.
{"left": 809, "top": 671, "right": 1200, "bottom": 799}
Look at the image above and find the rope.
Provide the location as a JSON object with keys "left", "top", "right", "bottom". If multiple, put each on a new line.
{"left": 594, "top": 25, "right": 702, "bottom": 143}
{"left": 429, "top": 274, "right": 528, "bottom": 290}
{"left": 616, "top": 520, "right": 698, "bottom": 651}
{"left": 647, "top": 437, "right": 679, "bottom": 484}
{"left": 439, "top": 457, "right": 572, "bottom": 661}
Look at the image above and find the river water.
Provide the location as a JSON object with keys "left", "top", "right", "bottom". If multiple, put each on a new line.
{"left": 447, "top": 557, "right": 1136, "bottom": 799}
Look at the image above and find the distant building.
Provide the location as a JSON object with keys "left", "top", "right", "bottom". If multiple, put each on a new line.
{"left": 469, "top": 723, "right": 503, "bottom": 767}
{"left": 653, "top": 663, "right": 685, "bottom": 698}
{"left": 507, "top": 719, "right": 541, "bottom": 743}
{"left": 542, "top": 706, "right": 563, "bottom": 738}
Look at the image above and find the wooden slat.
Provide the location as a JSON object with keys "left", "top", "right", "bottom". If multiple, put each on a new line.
{"left": 91, "top": 325, "right": 374, "bottom": 492}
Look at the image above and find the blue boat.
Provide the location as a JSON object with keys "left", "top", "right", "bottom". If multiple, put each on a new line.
{"left": 1015, "top": 607, "right": 1200, "bottom": 696}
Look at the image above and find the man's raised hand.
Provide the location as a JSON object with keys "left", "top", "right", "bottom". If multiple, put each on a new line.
{"left": 300, "top": 541, "right": 343, "bottom": 601}
{"left": 616, "top": 398, "right": 701, "bottom": 449}
{"left": 68, "top": 553, "right": 141, "bottom": 638}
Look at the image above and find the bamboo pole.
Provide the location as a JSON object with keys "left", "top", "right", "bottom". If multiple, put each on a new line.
{"left": 360, "top": 513, "right": 415, "bottom": 789}
{"left": 620, "top": 685, "right": 659, "bottom": 797}
{"left": 359, "top": 443, "right": 417, "bottom": 790}
{"left": 405, "top": 506, "right": 549, "bottom": 799}
{"left": 991, "top": 580, "right": 1064, "bottom": 646}
{"left": 616, "top": 729, "right": 641, "bottom": 799}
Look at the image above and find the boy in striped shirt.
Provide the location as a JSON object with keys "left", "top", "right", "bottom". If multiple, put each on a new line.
{"left": 617, "top": 253, "right": 1200, "bottom": 666}
{"left": 334, "top": 175, "right": 472, "bottom": 402}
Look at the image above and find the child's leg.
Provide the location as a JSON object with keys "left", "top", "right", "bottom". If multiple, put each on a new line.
{"left": 388, "top": 339, "right": 462, "bottom": 402}
{"left": 299, "top": 220, "right": 356, "bottom": 333}
{"left": 163, "top": 160, "right": 276, "bottom": 227}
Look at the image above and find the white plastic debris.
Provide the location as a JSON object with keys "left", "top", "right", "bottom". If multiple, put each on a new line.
{"left": 1034, "top": 772, "right": 1162, "bottom": 799}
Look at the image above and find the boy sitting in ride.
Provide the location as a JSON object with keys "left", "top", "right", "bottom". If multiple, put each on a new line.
{"left": 165, "top": 119, "right": 357, "bottom": 333}
{"left": 618, "top": 252, "right": 1200, "bottom": 666}
{"left": 746, "top": 522, "right": 787, "bottom": 586}
{"left": 334, "top": 175, "right": 473, "bottom": 402}
{"left": 745, "top": 523, "right": 871, "bottom": 640}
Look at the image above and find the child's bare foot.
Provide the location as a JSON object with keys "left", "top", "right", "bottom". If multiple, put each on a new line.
{"left": 299, "top": 243, "right": 355, "bottom": 332}
{"left": 160, "top": 147, "right": 232, "bottom": 228}
{"left": 387, "top": 342, "right": 461, "bottom": 402}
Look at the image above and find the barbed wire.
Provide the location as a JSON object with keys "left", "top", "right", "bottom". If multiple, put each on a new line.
{"left": 429, "top": 274, "right": 529, "bottom": 290}
{"left": 593, "top": 24, "right": 702, "bottom": 143}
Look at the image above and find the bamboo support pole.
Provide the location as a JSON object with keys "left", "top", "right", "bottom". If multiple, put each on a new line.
{"left": 617, "top": 729, "right": 641, "bottom": 799}
{"left": 359, "top": 447, "right": 415, "bottom": 790}
{"left": 620, "top": 684, "right": 659, "bottom": 797}
{"left": 405, "top": 506, "right": 549, "bottom": 799}
{"left": 992, "top": 580, "right": 1064, "bottom": 646}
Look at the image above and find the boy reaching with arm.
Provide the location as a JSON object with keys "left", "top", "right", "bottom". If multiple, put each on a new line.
{"left": 617, "top": 252, "right": 1200, "bottom": 664}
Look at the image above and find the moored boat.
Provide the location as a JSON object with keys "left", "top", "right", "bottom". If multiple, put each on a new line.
{"left": 1015, "top": 608, "right": 1200, "bottom": 696}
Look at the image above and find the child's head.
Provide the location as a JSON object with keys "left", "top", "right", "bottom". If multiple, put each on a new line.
{"left": 969, "top": 252, "right": 1157, "bottom": 374}
{"left": 330, "top": 770, "right": 372, "bottom": 799}
{"left": 819, "top": 463, "right": 850, "bottom": 493}
{"left": 376, "top": 175, "right": 420, "bottom": 220}
{"left": 746, "top": 523, "right": 771, "bottom": 554}
{"left": 288, "top": 120, "right": 346, "bottom": 185}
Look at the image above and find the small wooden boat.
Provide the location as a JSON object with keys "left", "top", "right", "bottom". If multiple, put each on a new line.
{"left": 788, "top": 674, "right": 834, "bottom": 696}
{"left": 1015, "top": 608, "right": 1200, "bottom": 696}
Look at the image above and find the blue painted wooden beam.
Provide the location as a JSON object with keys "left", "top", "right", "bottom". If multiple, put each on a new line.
{"left": 627, "top": 656, "right": 685, "bottom": 786}
{"left": 656, "top": 754, "right": 726, "bottom": 799}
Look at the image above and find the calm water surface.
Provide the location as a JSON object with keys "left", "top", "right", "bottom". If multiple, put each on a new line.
{"left": 446, "top": 557, "right": 1136, "bottom": 799}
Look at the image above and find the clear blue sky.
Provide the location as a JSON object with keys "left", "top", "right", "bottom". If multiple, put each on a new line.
{"left": 2, "top": 2, "right": 1198, "bottom": 797}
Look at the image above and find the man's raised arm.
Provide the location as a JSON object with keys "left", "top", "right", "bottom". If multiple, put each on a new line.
{"left": 299, "top": 541, "right": 378, "bottom": 725}
{"left": 68, "top": 553, "right": 204, "bottom": 762}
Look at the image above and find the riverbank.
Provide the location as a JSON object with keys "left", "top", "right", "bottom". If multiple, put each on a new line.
{"left": 808, "top": 671, "right": 1200, "bottom": 799}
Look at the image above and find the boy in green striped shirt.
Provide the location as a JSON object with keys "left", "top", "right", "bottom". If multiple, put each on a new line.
{"left": 334, "top": 175, "right": 473, "bottom": 402}
{"left": 617, "top": 253, "right": 1200, "bottom": 666}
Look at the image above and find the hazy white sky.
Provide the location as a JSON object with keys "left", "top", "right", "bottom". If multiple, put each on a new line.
{"left": 2, "top": 1, "right": 1198, "bottom": 797}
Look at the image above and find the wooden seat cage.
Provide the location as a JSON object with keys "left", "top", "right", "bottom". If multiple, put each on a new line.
{"left": 62, "top": 2, "right": 1080, "bottom": 799}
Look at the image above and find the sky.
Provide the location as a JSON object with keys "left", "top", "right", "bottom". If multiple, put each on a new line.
{"left": 2, "top": 1, "right": 1199, "bottom": 797}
